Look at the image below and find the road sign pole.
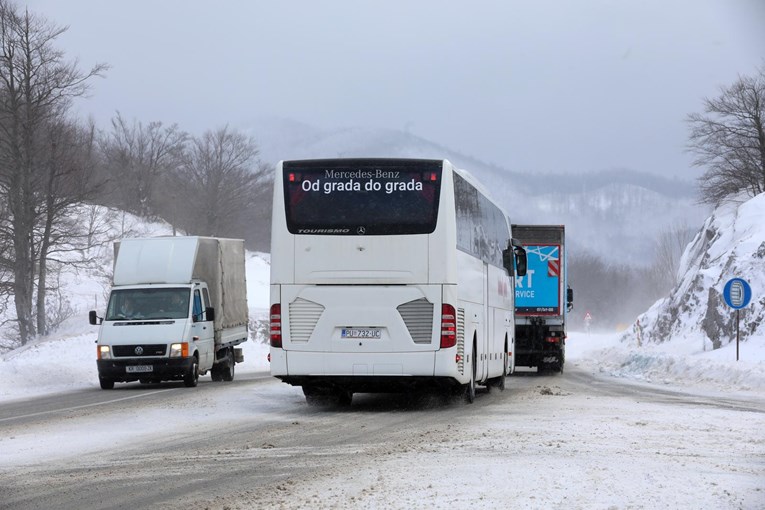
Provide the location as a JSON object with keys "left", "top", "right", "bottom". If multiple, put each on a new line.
{"left": 723, "top": 278, "right": 752, "bottom": 362}
{"left": 736, "top": 309, "right": 740, "bottom": 362}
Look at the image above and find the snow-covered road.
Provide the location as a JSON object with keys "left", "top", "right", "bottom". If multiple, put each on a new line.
{"left": 1, "top": 340, "right": 763, "bottom": 510}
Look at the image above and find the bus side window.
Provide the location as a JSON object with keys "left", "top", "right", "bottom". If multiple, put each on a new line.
{"left": 193, "top": 290, "right": 203, "bottom": 322}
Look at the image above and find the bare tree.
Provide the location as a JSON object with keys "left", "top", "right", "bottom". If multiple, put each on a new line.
{"left": 648, "top": 221, "right": 696, "bottom": 295}
{"left": 171, "top": 126, "right": 270, "bottom": 241}
{"left": 688, "top": 64, "right": 765, "bottom": 204}
{"left": 99, "top": 112, "right": 187, "bottom": 218}
{"left": 34, "top": 120, "right": 107, "bottom": 335}
{"left": 0, "top": 1, "right": 106, "bottom": 344}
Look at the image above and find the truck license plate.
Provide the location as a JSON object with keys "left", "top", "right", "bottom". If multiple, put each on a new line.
{"left": 126, "top": 365, "right": 153, "bottom": 373}
{"left": 341, "top": 328, "right": 381, "bottom": 339}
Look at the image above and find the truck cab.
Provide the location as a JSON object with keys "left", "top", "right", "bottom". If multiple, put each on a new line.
{"left": 92, "top": 281, "right": 217, "bottom": 388}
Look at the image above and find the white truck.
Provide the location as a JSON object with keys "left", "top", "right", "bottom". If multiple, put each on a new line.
{"left": 90, "top": 236, "right": 249, "bottom": 389}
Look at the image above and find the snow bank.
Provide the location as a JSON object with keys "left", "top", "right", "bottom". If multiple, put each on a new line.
{"left": 568, "top": 331, "right": 765, "bottom": 394}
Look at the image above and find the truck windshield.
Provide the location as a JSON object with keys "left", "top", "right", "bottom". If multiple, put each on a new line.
{"left": 283, "top": 159, "right": 442, "bottom": 235}
{"left": 106, "top": 288, "right": 190, "bottom": 321}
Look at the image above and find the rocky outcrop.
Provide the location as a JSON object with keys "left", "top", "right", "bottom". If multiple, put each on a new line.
{"left": 624, "top": 193, "right": 764, "bottom": 349}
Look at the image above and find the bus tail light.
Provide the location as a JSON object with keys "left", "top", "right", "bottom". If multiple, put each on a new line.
{"left": 270, "top": 304, "right": 282, "bottom": 348}
{"left": 440, "top": 304, "right": 456, "bottom": 348}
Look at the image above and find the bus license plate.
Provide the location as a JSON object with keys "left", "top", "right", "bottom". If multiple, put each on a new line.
{"left": 126, "top": 365, "right": 153, "bottom": 373}
{"left": 341, "top": 328, "right": 381, "bottom": 339}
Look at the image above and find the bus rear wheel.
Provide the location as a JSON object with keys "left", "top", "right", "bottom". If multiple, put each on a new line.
{"left": 464, "top": 350, "right": 476, "bottom": 404}
{"left": 488, "top": 346, "right": 508, "bottom": 391}
{"left": 496, "top": 348, "right": 508, "bottom": 391}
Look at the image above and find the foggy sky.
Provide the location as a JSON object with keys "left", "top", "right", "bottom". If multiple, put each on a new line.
{"left": 22, "top": 0, "right": 765, "bottom": 177}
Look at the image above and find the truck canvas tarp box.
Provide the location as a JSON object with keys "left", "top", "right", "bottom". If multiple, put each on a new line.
{"left": 113, "top": 237, "right": 249, "bottom": 340}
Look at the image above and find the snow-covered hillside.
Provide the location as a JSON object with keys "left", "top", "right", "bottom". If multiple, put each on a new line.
{"left": 622, "top": 192, "right": 765, "bottom": 355}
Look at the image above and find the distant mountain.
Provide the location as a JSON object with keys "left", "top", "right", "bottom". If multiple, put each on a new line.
{"left": 245, "top": 118, "right": 709, "bottom": 266}
{"left": 624, "top": 193, "right": 765, "bottom": 347}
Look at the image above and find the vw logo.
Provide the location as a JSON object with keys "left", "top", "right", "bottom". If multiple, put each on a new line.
{"left": 356, "top": 226, "right": 366, "bottom": 235}
{"left": 134, "top": 346, "right": 144, "bottom": 355}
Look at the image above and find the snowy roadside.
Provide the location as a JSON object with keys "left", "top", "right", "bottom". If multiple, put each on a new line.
{"left": 2, "top": 326, "right": 763, "bottom": 403}
{"left": 567, "top": 330, "right": 765, "bottom": 396}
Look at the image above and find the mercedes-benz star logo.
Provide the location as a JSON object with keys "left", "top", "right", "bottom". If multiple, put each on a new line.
{"left": 134, "top": 346, "right": 144, "bottom": 355}
{"left": 356, "top": 226, "right": 366, "bottom": 235}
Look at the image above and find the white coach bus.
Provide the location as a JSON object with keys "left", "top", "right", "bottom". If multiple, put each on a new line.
{"left": 269, "top": 158, "right": 526, "bottom": 405}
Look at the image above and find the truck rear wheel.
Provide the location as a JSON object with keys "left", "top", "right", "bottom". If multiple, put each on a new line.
{"left": 211, "top": 349, "right": 235, "bottom": 382}
{"left": 221, "top": 349, "right": 235, "bottom": 382}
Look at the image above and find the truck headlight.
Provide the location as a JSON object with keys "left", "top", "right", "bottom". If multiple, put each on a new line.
{"left": 98, "top": 345, "right": 111, "bottom": 360}
{"left": 170, "top": 342, "right": 189, "bottom": 358}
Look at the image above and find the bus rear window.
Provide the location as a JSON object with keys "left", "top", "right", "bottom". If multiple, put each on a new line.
{"left": 283, "top": 159, "right": 442, "bottom": 235}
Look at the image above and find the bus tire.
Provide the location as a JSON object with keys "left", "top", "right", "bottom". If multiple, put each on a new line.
{"left": 303, "top": 385, "right": 326, "bottom": 406}
{"left": 497, "top": 346, "right": 507, "bottom": 391}
{"left": 464, "top": 349, "right": 476, "bottom": 404}
{"left": 488, "top": 344, "right": 508, "bottom": 391}
{"left": 336, "top": 390, "right": 353, "bottom": 406}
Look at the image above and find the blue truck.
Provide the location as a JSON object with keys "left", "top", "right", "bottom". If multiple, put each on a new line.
{"left": 512, "top": 225, "right": 573, "bottom": 373}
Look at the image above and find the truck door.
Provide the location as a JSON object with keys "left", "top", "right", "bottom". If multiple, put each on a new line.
{"left": 192, "top": 288, "right": 215, "bottom": 370}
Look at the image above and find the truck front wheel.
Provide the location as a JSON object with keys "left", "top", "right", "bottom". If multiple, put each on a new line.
{"left": 99, "top": 377, "right": 115, "bottom": 390}
{"left": 184, "top": 356, "right": 199, "bottom": 387}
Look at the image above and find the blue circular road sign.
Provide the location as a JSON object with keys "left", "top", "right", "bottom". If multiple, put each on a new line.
{"left": 723, "top": 278, "right": 752, "bottom": 309}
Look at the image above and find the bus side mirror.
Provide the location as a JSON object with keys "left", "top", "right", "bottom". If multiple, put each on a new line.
{"left": 567, "top": 287, "right": 574, "bottom": 311}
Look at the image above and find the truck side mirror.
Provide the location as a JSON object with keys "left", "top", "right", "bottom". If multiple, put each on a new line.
{"left": 503, "top": 242, "right": 527, "bottom": 278}
{"left": 205, "top": 306, "right": 215, "bottom": 322}
{"left": 514, "top": 247, "right": 527, "bottom": 277}
{"left": 567, "top": 287, "right": 574, "bottom": 311}
{"left": 89, "top": 310, "right": 101, "bottom": 325}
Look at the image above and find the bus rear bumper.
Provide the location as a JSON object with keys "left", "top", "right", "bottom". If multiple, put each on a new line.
{"left": 276, "top": 374, "right": 460, "bottom": 393}
{"left": 270, "top": 349, "right": 467, "bottom": 390}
